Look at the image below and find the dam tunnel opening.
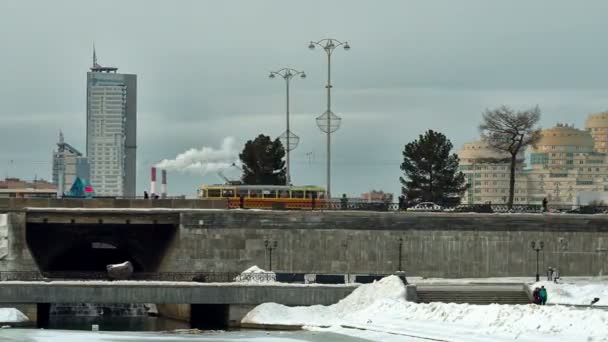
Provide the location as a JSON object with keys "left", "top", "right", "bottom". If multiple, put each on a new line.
{"left": 190, "top": 304, "right": 230, "bottom": 330}
{"left": 26, "top": 222, "right": 177, "bottom": 273}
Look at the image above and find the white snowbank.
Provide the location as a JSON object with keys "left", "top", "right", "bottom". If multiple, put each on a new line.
{"left": 243, "top": 275, "right": 608, "bottom": 341}
{"left": 0, "top": 214, "right": 7, "bottom": 227}
{"left": 0, "top": 308, "right": 29, "bottom": 323}
{"left": 234, "top": 265, "right": 276, "bottom": 283}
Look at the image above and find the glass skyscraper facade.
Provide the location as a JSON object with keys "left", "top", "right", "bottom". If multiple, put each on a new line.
{"left": 86, "top": 58, "right": 137, "bottom": 197}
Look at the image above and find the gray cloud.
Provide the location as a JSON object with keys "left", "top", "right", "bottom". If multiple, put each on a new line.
{"left": 2, "top": 0, "right": 608, "bottom": 197}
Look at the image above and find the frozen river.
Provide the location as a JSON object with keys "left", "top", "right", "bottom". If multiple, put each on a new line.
{"left": 0, "top": 329, "right": 384, "bottom": 342}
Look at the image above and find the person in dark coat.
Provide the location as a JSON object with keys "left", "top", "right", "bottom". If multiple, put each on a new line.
{"left": 542, "top": 197, "right": 548, "bottom": 212}
{"left": 539, "top": 286, "right": 548, "bottom": 305}
{"left": 143, "top": 191, "right": 149, "bottom": 199}
{"left": 532, "top": 287, "right": 541, "bottom": 304}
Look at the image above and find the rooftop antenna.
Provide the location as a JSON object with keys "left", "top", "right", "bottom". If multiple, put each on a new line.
{"left": 93, "top": 42, "right": 97, "bottom": 67}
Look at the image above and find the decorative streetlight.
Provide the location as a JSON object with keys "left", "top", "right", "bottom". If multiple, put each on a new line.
{"left": 530, "top": 240, "right": 544, "bottom": 282}
{"left": 269, "top": 68, "right": 306, "bottom": 185}
{"left": 308, "top": 38, "right": 350, "bottom": 199}
{"left": 264, "top": 239, "right": 278, "bottom": 271}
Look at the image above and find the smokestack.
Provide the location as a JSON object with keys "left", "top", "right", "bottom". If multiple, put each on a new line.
{"left": 161, "top": 170, "right": 167, "bottom": 198}
{"left": 150, "top": 167, "right": 157, "bottom": 195}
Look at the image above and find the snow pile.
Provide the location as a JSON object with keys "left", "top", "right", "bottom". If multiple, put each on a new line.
{"left": 243, "top": 275, "right": 405, "bottom": 326}
{"left": 234, "top": 265, "right": 276, "bottom": 283}
{"left": 243, "top": 275, "right": 608, "bottom": 340}
{"left": 0, "top": 308, "right": 29, "bottom": 323}
{"left": 529, "top": 280, "right": 608, "bottom": 305}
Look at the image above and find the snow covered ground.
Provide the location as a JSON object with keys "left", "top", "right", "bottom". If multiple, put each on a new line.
{"left": 410, "top": 275, "right": 608, "bottom": 306}
{"left": 0, "top": 308, "right": 29, "bottom": 323}
{"left": 243, "top": 276, "right": 608, "bottom": 341}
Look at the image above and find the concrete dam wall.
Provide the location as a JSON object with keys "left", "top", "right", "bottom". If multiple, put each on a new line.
{"left": 4, "top": 209, "right": 608, "bottom": 278}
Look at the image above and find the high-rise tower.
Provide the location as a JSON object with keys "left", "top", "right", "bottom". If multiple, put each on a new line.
{"left": 86, "top": 47, "right": 137, "bottom": 197}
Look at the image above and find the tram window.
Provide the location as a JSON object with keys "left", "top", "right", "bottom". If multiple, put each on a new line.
{"left": 222, "top": 189, "right": 235, "bottom": 197}
{"left": 292, "top": 190, "right": 304, "bottom": 199}
{"left": 308, "top": 191, "right": 318, "bottom": 199}
{"left": 278, "top": 190, "right": 290, "bottom": 198}
{"left": 238, "top": 189, "right": 249, "bottom": 198}
{"left": 208, "top": 189, "right": 221, "bottom": 197}
{"left": 250, "top": 190, "right": 262, "bottom": 198}
{"left": 263, "top": 190, "right": 277, "bottom": 198}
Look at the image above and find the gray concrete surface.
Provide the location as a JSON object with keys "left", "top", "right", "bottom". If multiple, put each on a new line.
{"left": 0, "top": 282, "right": 358, "bottom": 305}
{"left": 3, "top": 208, "right": 608, "bottom": 277}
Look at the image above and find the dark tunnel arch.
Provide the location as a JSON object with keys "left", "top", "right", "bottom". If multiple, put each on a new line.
{"left": 26, "top": 222, "right": 177, "bottom": 273}
{"left": 46, "top": 240, "right": 145, "bottom": 272}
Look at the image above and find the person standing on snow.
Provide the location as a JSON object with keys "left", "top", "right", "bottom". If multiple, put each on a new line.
{"left": 532, "top": 287, "right": 541, "bottom": 304}
{"left": 539, "top": 286, "right": 548, "bottom": 305}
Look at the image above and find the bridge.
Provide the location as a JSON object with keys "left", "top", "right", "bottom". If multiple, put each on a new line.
{"left": 0, "top": 279, "right": 358, "bottom": 328}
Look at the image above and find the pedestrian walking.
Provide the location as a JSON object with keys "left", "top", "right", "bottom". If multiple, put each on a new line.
{"left": 553, "top": 268, "right": 560, "bottom": 283}
{"left": 547, "top": 266, "right": 553, "bottom": 281}
{"left": 539, "top": 286, "right": 548, "bottom": 305}
{"left": 542, "top": 197, "right": 548, "bottom": 213}
{"left": 143, "top": 191, "right": 149, "bottom": 199}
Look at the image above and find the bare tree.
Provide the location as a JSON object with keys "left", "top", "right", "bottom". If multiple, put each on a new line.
{"left": 479, "top": 106, "right": 542, "bottom": 208}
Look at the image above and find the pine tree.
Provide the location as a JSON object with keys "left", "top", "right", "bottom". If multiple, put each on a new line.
{"left": 400, "top": 130, "right": 467, "bottom": 206}
{"left": 239, "top": 134, "right": 286, "bottom": 185}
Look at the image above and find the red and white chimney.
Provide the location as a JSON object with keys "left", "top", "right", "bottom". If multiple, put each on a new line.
{"left": 161, "top": 170, "right": 167, "bottom": 198}
{"left": 150, "top": 167, "right": 157, "bottom": 195}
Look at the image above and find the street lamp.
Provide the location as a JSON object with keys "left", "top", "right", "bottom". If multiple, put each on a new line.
{"left": 264, "top": 239, "right": 278, "bottom": 271}
{"left": 308, "top": 38, "right": 350, "bottom": 199}
{"left": 269, "top": 68, "right": 306, "bottom": 186}
{"left": 398, "top": 237, "right": 403, "bottom": 271}
{"left": 530, "top": 240, "right": 544, "bottom": 282}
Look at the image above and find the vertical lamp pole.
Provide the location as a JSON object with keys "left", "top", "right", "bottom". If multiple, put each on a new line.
{"left": 309, "top": 38, "right": 350, "bottom": 199}
{"left": 398, "top": 237, "right": 403, "bottom": 271}
{"left": 264, "top": 240, "right": 278, "bottom": 271}
{"left": 530, "top": 240, "right": 544, "bottom": 282}
{"left": 269, "top": 68, "right": 306, "bottom": 185}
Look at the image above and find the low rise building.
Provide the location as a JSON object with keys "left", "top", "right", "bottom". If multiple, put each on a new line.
{"left": 0, "top": 178, "right": 56, "bottom": 199}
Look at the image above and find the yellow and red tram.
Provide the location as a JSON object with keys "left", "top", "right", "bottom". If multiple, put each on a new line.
{"left": 198, "top": 184, "right": 326, "bottom": 209}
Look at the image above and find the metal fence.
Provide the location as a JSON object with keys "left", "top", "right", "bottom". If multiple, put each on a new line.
{"left": 0, "top": 271, "right": 393, "bottom": 284}
{"left": 309, "top": 201, "right": 608, "bottom": 214}
{"left": 0, "top": 271, "right": 239, "bottom": 282}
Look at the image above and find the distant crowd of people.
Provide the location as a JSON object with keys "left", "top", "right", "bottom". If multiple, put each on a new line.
{"left": 143, "top": 191, "right": 159, "bottom": 199}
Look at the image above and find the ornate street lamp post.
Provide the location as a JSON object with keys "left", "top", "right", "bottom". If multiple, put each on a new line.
{"left": 269, "top": 68, "right": 306, "bottom": 185}
{"left": 264, "top": 240, "right": 278, "bottom": 271}
{"left": 530, "top": 240, "right": 544, "bottom": 282}
{"left": 308, "top": 38, "right": 350, "bottom": 199}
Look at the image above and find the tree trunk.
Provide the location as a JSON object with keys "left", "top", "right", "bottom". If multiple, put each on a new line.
{"left": 508, "top": 153, "right": 517, "bottom": 209}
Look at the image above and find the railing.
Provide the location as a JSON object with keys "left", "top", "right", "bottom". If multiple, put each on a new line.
{"left": 0, "top": 271, "right": 239, "bottom": 282}
{"left": 0, "top": 271, "right": 393, "bottom": 284}
{"left": 249, "top": 200, "right": 608, "bottom": 214}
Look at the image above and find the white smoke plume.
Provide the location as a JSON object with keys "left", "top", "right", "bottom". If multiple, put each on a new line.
{"left": 156, "top": 137, "right": 240, "bottom": 174}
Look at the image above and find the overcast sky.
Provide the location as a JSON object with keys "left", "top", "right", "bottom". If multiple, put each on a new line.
{"left": 2, "top": 0, "right": 608, "bottom": 197}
